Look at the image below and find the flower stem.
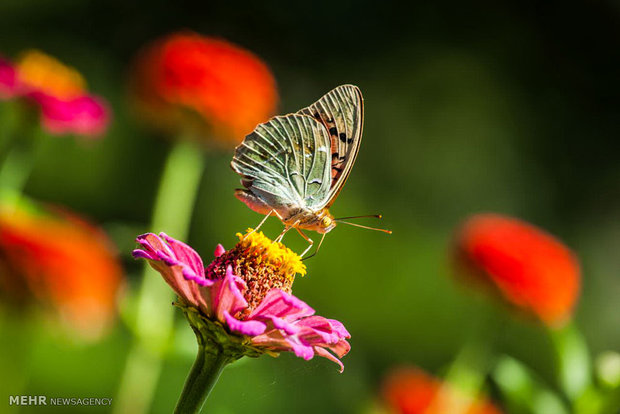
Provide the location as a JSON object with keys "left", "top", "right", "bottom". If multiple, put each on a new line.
{"left": 0, "top": 309, "right": 38, "bottom": 406}
{"left": 440, "top": 310, "right": 503, "bottom": 413}
{"left": 549, "top": 321, "right": 592, "bottom": 402}
{"left": 0, "top": 102, "right": 18, "bottom": 163}
{"left": 115, "top": 139, "right": 204, "bottom": 414}
{"left": 440, "top": 337, "right": 492, "bottom": 413}
{"left": 174, "top": 345, "right": 230, "bottom": 414}
{"left": 0, "top": 104, "right": 44, "bottom": 198}
{"left": 493, "top": 355, "right": 570, "bottom": 414}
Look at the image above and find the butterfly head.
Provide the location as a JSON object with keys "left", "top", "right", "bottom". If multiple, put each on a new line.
{"left": 315, "top": 210, "right": 337, "bottom": 234}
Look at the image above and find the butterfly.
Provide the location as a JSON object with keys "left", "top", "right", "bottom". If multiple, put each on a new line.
{"left": 231, "top": 84, "right": 389, "bottom": 257}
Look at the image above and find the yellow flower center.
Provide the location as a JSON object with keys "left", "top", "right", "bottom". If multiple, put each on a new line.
{"left": 235, "top": 228, "right": 306, "bottom": 280}
{"left": 205, "top": 229, "right": 306, "bottom": 317}
{"left": 16, "top": 50, "right": 86, "bottom": 99}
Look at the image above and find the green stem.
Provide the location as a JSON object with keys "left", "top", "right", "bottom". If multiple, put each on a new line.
{"left": 0, "top": 104, "right": 43, "bottom": 197}
{"left": 0, "top": 309, "right": 38, "bottom": 414}
{"left": 174, "top": 345, "right": 230, "bottom": 414}
{"left": 493, "top": 355, "right": 570, "bottom": 414}
{"left": 115, "top": 139, "right": 205, "bottom": 414}
{"left": 549, "top": 321, "right": 591, "bottom": 402}
{"left": 441, "top": 338, "right": 493, "bottom": 413}
{"left": 0, "top": 102, "right": 19, "bottom": 164}
{"left": 440, "top": 310, "right": 503, "bottom": 413}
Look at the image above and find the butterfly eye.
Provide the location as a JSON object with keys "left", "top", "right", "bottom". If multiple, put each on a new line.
{"left": 322, "top": 216, "right": 332, "bottom": 228}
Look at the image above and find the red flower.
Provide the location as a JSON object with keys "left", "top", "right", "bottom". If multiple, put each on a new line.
{"left": 454, "top": 213, "right": 580, "bottom": 327}
{"left": 131, "top": 32, "right": 277, "bottom": 145}
{"left": 383, "top": 367, "right": 502, "bottom": 414}
{"left": 0, "top": 199, "right": 124, "bottom": 340}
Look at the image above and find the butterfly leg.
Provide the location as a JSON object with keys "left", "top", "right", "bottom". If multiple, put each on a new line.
{"left": 301, "top": 233, "right": 327, "bottom": 261}
{"left": 244, "top": 210, "right": 275, "bottom": 240}
{"left": 274, "top": 226, "right": 293, "bottom": 243}
{"left": 296, "top": 228, "right": 314, "bottom": 258}
{"left": 275, "top": 218, "right": 300, "bottom": 243}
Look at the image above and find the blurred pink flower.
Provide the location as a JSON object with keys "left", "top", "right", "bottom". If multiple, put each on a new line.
{"left": 133, "top": 230, "right": 350, "bottom": 371}
{"left": 0, "top": 50, "right": 110, "bottom": 137}
{"left": 28, "top": 92, "right": 108, "bottom": 136}
{"left": 0, "top": 58, "right": 19, "bottom": 98}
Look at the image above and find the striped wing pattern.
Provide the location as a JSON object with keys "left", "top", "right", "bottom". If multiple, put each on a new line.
{"left": 298, "top": 84, "right": 363, "bottom": 207}
{"left": 231, "top": 114, "right": 332, "bottom": 211}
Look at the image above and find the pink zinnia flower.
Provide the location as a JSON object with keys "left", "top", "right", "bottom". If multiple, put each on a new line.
{"left": 133, "top": 229, "right": 350, "bottom": 371}
{"left": 453, "top": 213, "right": 580, "bottom": 327}
{"left": 0, "top": 50, "right": 110, "bottom": 137}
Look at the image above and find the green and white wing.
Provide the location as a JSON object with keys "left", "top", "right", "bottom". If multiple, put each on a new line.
{"left": 298, "top": 84, "right": 363, "bottom": 207}
{"left": 231, "top": 114, "right": 332, "bottom": 211}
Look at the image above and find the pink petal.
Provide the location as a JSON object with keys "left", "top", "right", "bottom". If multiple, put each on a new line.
{"left": 0, "top": 58, "right": 19, "bottom": 98}
{"left": 160, "top": 233, "right": 208, "bottom": 284}
{"left": 248, "top": 289, "right": 314, "bottom": 321}
{"left": 267, "top": 315, "right": 301, "bottom": 335}
{"left": 297, "top": 327, "right": 338, "bottom": 346}
{"left": 313, "top": 347, "right": 345, "bottom": 373}
{"left": 212, "top": 266, "right": 248, "bottom": 322}
{"left": 224, "top": 311, "right": 266, "bottom": 336}
{"left": 132, "top": 248, "right": 158, "bottom": 261}
{"left": 136, "top": 232, "right": 173, "bottom": 256}
{"left": 214, "top": 244, "right": 226, "bottom": 257}
{"left": 277, "top": 335, "right": 315, "bottom": 360}
{"left": 251, "top": 328, "right": 315, "bottom": 360}
{"left": 295, "top": 316, "right": 350, "bottom": 345}
{"left": 29, "top": 91, "right": 109, "bottom": 138}
{"left": 133, "top": 233, "right": 211, "bottom": 309}
{"left": 188, "top": 281, "right": 213, "bottom": 315}
{"left": 327, "top": 319, "right": 351, "bottom": 339}
{"left": 295, "top": 315, "right": 334, "bottom": 331}
{"left": 327, "top": 339, "right": 351, "bottom": 359}
{"left": 135, "top": 233, "right": 209, "bottom": 285}
{"left": 147, "top": 258, "right": 201, "bottom": 308}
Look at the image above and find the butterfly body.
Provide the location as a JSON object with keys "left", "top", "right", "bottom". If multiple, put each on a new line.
{"left": 231, "top": 85, "right": 364, "bottom": 251}
{"left": 235, "top": 187, "right": 337, "bottom": 233}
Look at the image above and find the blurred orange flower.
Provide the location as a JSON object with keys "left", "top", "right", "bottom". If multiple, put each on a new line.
{"left": 131, "top": 31, "right": 277, "bottom": 145}
{"left": 0, "top": 198, "right": 124, "bottom": 340}
{"left": 453, "top": 213, "right": 580, "bottom": 327}
{"left": 16, "top": 50, "right": 87, "bottom": 100}
{"left": 383, "top": 367, "right": 502, "bottom": 414}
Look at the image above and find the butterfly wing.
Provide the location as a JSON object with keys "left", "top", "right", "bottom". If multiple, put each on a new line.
{"left": 298, "top": 84, "right": 364, "bottom": 208}
{"left": 231, "top": 114, "right": 333, "bottom": 216}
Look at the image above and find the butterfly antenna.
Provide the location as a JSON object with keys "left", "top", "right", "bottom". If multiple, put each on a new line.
{"left": 334, "top": 214, "right": 383, "bottom": 220}
{"left": 336, "top": 220, "right": 392, "bottom": 234}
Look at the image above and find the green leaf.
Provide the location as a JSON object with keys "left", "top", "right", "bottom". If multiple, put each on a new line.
{"left": 549, "top": 322, "right": 592, "bottom": 401}
{"left": 493, "top": 355, "right": 569, "bottom": 414}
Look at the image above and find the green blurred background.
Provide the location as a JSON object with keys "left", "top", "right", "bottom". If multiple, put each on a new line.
{"left": 0, "top": 0, "right": 619, "bottom": 413}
